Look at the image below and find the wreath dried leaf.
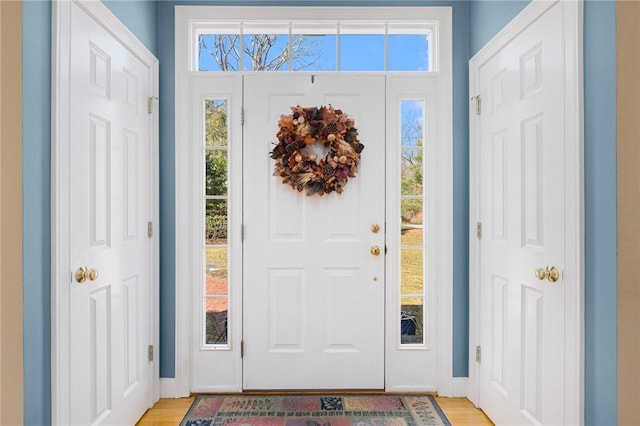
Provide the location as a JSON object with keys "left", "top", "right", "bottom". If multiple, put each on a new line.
{"left": 270, "top": 105, "right": 364, "bottom": 196}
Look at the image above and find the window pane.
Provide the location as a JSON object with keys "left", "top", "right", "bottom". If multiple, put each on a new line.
{"left": 291, "top": 24, "right": 337, "bottom": 71}
{"left": 199, "top": 34, "right": 241, "bottom": 71}
{"left": 340, "top": 34, "right": 384, "bottom": 71}
{"left": 401, "top": 100, "right": 424, "bottom": 147}
{"left": 205, "top": 298, "right": 228, "bottom": 344}
{"left": 293, "top": 34, "right": 336, "bottom": 71}
{"left": 205, "top": 150, "right": 228, "bottom": 196}
{"left": 205, "top": 199, "right": 227, "bottom": 245}
{"left": 388, "top": 34, "right": 429, "bottom": 71}
{"left": 243, "top": 34, "right": 290, "bottom": 71}
{"left": 401, "top": 149, "right": 423, "bottom": 196}
{"left": 401, "top": 248, "right": 423, "bottom": 295}
{"left": 401, "top": 298, "right": 424, "bottom": 344}
{"left": 401, "top": 199, "right": 423, "bottom": 232}
{"left": 206, "top": 248, "right": 228, "bottom": 294}
{"left": 205, "top": 100, "right": 228, "bottom": 147}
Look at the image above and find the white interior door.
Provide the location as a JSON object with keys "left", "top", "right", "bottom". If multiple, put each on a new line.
{"left": 67, "top": 3, "right": 153, "bottom": 424}
{"left": 476, "top": 3, "right": 570, "bottom": 424}
{"left": 243, "top": 75, "right": 386, "bottom": 389}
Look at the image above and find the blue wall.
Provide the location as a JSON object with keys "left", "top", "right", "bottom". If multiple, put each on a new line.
{"left": 23, "top": 2, "right": 52, "bottom": 425}
{"left": 22, "top": 1, "right": 157, "bottom": 424}
{"left": 102, "top": 0, "right": 158, "bottom": 55}
{"left": 469, "top": 0, "right": 530, "bottom": 53}
{"left": 155, "top": 0, "right": 472, "bottom": 378}
{"left": 583, "top": 2, "right": 617, "bottom": 425}
{"left": 469, "top": 1, "right": 618, "bottom": 425}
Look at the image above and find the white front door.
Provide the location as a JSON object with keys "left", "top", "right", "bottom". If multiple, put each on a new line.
{"left": 475, "top": 2, "right": 574, "bottom": 424}
{"left": 243, "top": 75, "right": 386, "bottom": 389}
{"left": 67, "top": 3, "right": 153, "bottom": 424}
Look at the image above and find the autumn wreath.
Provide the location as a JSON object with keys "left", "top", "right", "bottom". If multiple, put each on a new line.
{"left": 270, "top": 105, "right": 364, "bottom": 196}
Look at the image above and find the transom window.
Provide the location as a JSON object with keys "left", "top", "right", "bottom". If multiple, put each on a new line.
{"left": 193, "top": 22, "right": 436, "bottom": 72}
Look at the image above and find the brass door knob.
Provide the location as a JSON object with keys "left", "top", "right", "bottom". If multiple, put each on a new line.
{"left": 371, "top": 223, "right": 381, "bottom": 234}
{"left": 535, "top": 266, "right": 559, "bottom": 283}
{"left": 370, "top": 245, "right": 381, "bottom": 256}
{"left": 75, "top": 266, "right": 99, "bottom": 283}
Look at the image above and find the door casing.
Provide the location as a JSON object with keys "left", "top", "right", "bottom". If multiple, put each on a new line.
{"left": 174, "top": 5, "right": 453, "bottom": 397}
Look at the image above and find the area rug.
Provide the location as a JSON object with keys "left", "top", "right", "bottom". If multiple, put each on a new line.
{"left": 180, "top": 394, "right": 451, "bottom": 426}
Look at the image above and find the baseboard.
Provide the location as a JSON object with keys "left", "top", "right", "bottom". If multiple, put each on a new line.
{"left": 191, "top": 385, "right": 243, "bottom": 393}
{"left": 160, "top": 378, "right": 181, "bottom": 398}
{"left": 386, "top": 385, "right": 438, "bottom": 393}
{"left": 451, "top": 377, "right": 468, "bottom": 398}
{"left": 160, "top": 377, "right": 468, "bottom": 398}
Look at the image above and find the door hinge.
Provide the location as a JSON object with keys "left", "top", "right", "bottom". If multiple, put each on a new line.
{"left": 476, "top": 222, "right": 482, "bottom": 239}
{"left": 148, "top": 345, "right": 154, "bottom": 362}
{"left": 147, "top": 96, "right": 158, "bottom": 114}
{"left": 475, "top": 345, "right": 481, "bottom": 363}
{"left": 471, "top": 95, "right": 481, "bottom": 115}
{"left": 241, "top": 108, "right": 245, "bottom": 125}
{"left": 148, "top": 221, "right": 153, "bottom": 238}
{"left": 240, "top": 340, "right": 244, "bottom": 358}
{"left": 241, "top": 224, "right": 244, "bottom": 241}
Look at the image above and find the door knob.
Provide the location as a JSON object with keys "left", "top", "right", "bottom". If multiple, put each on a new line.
{"left": 370, "top": 245, "right": 381, "bottom": 256}
{"left": 535, "top": 265, "right": 559, "bottom": 282}
{"left": 371, "top": 223, "right": 381, "bottom": 234}
{"left": 75, "top": 266, "right": 99, "bottom": 283}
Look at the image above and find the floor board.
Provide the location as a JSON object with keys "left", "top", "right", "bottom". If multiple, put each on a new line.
{"left": 136, "top": 395, "right": 493, "bottom": 425}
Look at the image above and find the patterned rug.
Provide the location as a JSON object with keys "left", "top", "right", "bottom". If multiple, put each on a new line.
{"left": 180, "top": 394, "right": 451, "bottom": 426}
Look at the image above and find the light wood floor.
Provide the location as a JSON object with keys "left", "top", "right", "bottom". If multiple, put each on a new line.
{"left": 136, "top": 395, "right": 493, "bottom": 425}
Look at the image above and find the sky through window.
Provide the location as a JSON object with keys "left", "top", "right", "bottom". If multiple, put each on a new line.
{"left": 197, "top": 30, "right": 430, "bottom": 72}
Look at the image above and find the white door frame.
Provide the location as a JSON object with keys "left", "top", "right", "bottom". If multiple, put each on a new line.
{"left": 51, "top": 1, "right": 160, "bottom": 423}
{"left": 173, "top": 6, "right": 454, "bottom": 397}
{"left": 468, "top": 0, "right": 584, "bottom": 422}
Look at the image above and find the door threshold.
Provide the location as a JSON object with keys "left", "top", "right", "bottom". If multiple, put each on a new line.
{"left": 192, "top": 390, "right": 436, "bottom": 396}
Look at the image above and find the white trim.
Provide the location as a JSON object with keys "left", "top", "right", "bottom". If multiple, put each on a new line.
{"left": 435, "top": 7, "right": 454, "bottom": 397}
{"left": 160, "top": 378, "right": 179, "bottom": 398}
{"left": 51, "top": 1, "right": 160, "bottom": 423}
{"left": 562, "top": 2, "right": 585, "bottom": 423}
{"left": 468, "top": 0, "right": 583, "bottom": 422}
{"left": 51, "top": 2, "right": 72, "bottom": 421}
{"left": 175, "top": 6, "right": 455, "bottom": 395}
{"left": 174, "top": 7, "right": 192, "bottom": 398}
{"left": 451, "top": 377, "right": 468, "bottom": 398}
{"left": 149, "top": 58, "right": 161, "bottom": 407}
{"left": 180, "top": 5, "right": 450, "bottom": 21}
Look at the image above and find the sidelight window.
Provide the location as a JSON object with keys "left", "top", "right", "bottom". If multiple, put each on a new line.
{"left": 203, "top": 99, "right": 229, "bottom": 346}
{"left": 399, "top": 99, "right": 425, "bottom": 345}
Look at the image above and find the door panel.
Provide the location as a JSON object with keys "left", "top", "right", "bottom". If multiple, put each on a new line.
{"left": 243, "top": 75, "right": 385, "bottom": 389}
{"left": 478, "top": 3, "right": 565, "bottom": 424}
{"left": 69, "top": 3, "right": 152, "bottom": 424}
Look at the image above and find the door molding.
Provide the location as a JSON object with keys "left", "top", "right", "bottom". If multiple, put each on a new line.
{"left": 174, "top": 6, "right": 454, "bottom": 397}
{"left": 468, "top": 0, "right": 583, "bottom": 422}
{"left": 51, "top": 1, "right": 160, "bottom": 423}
